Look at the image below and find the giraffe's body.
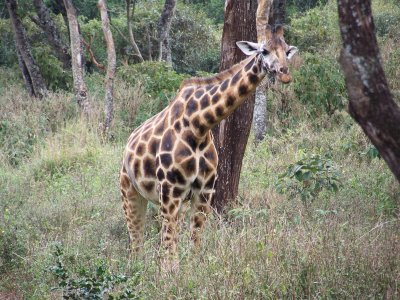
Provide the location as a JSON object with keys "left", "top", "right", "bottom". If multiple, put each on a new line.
{"left": 120, "top": 26, "right": 297, "bottom": 271}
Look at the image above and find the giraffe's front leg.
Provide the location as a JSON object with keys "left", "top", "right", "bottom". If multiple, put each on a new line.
{"left": 190, "top": 190, "right": 213, "bottom": 247}
{"left": 159, "top": 181, "right": 183, "bottom": 272}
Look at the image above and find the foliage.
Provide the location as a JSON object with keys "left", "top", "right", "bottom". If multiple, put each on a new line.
{"left": 276, "top": 152, "right": 341, "bottom": 205}
{"left": 293, "top": 52, "right": 346, "bottom": 116}
{"left": 191, "top": 0, "right": 224, "bottom": 24}
{"left": 287, "top": 0, "right": 329, "bottom": 16}
{"left": 0, "top": 87, "right": 76, "bottom": 166}
{"left": 372, "top": 0, "right": 400, "bottom": 37}
{"left": 49, "top": 245, "right": 138, "bottom": 299}
{"left": 129, "top": 1, "right": 221, "bottom": 74}
{"left": 119, "top": 61, "right": 188, "bottom": 126}
{"left": 33, "top": 45, "right": 73, "bottom": 91}
{"left": 286, "top": 2, "right": 339, "bottom": 53}
{"left": 0, "top": 18, "right": 17, "bottom": 67}
{"left": 171, "top": 3, "right": 221, "bottom": 74}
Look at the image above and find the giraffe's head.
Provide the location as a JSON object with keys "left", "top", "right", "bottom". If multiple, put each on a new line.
{"left": 237, "top": 25, "right": 298, "bottom": 84}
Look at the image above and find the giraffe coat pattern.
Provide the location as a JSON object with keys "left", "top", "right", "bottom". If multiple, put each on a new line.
{"left": 119, "top": 27, "right": 297, "bottom": 271}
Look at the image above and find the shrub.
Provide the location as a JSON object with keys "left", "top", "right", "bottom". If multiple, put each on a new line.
{"left": 373, "top": 0, "right": 400, "bottom": 37}
{"left": 276, "top": 152, "right": 341, "bottom": 206}
{"left": 48, "top": 245, "right": 138, "bottom": 299}
{"left": 286, "top": 2, "right": 339, "bottom": 53}
{"left": 293, "top": 53, "right": 346, "bottom": 117}
{"left": 118, "top": 61, "right": 188, "bottom": 126}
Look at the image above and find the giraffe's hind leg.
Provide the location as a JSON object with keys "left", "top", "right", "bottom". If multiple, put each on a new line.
{"left": 190, "top": 191, "right": 213, "bottom": 247}
{"left": 120, "top": 171, "right": 148, "bottom": 252}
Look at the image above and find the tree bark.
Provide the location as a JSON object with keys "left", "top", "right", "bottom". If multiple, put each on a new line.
{"left": 32, "top": 0, "right": 71, "bottom": 69}
{"left": 253, "top": 0, "right": 273, "bottom": 144}
{"left": 63, "top": 0, "right": 91, "bottom": 118}
{"left": 157, "top": 0, "right": 176, "bottom": 63}
{"left": 337, "top": 0, "right": 400, "bottom": 183}
{"left": 98, "top": 0, "right": 116, "bottom": 134}
{"left": 126, "top": 0, "right": 144, "bottom": 62}
{"left": 211, "top": 0, "right": 258, "bottom": 213}
{"left": 6, "top": 0, "right": 47, "bottom": 98}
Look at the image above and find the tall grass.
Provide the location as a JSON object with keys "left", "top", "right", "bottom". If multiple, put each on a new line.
{"left": 0, "top": 1, "right": 399, "bottom": 298}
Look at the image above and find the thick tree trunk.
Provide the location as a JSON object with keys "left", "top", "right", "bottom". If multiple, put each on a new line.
{"left": 337, "top": 0, "right": 400, "bottom": 183}
{"left": 211, "top": 0, "right": 258, "bottom": 213}
{"left": 6, "top": 0, "right": 47, "bottom": 98}
{"left": 63, "top": 0, "right": 91, "bottom": 117}
{"left": 157, "top": 0, "right": 176, "bottom": 63}
{"left": 98, "top": 0, "right": 116, "bottom": 134}
{"left": 126, "top": 0, "right": 144, "bottom": 62}
{"left": 32, "top": 0, "right": 71, "bottom": 68}
{"left": 253, "top": 0, "right": 273, "bottom": 144}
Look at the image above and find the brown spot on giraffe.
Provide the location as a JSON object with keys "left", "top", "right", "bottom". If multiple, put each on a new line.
{"left": 120, "top": 30, "right": 297, "bottom": 272}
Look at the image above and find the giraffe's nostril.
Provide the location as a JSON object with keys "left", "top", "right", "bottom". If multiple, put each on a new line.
{"left": 280, "top": 67, "right": 288, "bottom": 74}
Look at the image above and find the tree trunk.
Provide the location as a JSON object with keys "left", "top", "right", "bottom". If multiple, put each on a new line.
{"left": 211, "top": 0, "right": 258, "bottom": 213}
{"left": 63, "top": 0, "right": 91, "bottom": 118}
{"left": 253, "top": 0, "right": 273, "bottom": 144}
{"left": 32, "top": 0, "right": 71, "bottom": 69}
{"left": 16, "top": 48, "right": 34, "bottom": 97}
{"left": 126, "top": 0, "right": 144, "bottom": 62}
{"left": 157, "top": 0, "right": 176, "bottom": 63}
{"left": 162, "top": 36, "right": 172, "bottom": 65}
{"left": 337, "top": 0, "right": 400, "bottom": 183}
{"left": 98, "top": 0, "right": 116, "bottom": 134}
{"left": 6, "top": 0, "right": 47, "bottom": 98}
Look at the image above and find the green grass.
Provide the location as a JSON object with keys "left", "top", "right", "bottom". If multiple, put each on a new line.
{"left": 1, "top": 1, "right": 399, "bottom": 297}
{"left": 0, "top": 91, "right": 398, "bottom": 298}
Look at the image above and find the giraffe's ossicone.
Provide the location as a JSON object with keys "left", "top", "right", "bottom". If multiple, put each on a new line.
{"left": 120, "top": 25, "right": 297, "bottom": 272}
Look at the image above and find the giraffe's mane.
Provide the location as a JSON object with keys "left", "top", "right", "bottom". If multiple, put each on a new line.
{"left": 179, "top": 54, "right": 256, "bottom": 89}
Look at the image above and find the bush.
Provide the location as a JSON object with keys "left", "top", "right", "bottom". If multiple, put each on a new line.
{"left": 276, "top": 152, "right": 341, "bottom": 206}
{"left": 0, "top": 87, "right": 77, "bottom": 166}
{"left": 127, "top": 1, "right": 221, "bottom": 74}
{"left": 293, "top": 53, "right": 346, "bottom": 117}
{"left": 373, "top": 0, "right": 400, "bottom": 37}
{"left": 171, "top": 4, "right": 221, "bottom": 74}
{"left": 118, "top": 61, "right": 188, "bottom": 126}
{"left": 286, "top": 2, "right": 339, "bottom": 53}
{"left": 49, "top": 245, "right": 138, "bottom": 299}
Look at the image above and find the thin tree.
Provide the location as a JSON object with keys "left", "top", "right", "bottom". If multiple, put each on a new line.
{"left": 6, "top": 0, "right": 47, "bottom": 98}
{"left": 31, "top": 0, "right": 71, "bottom": 68}
{"left": 211, "top": 0, "right": 258, "bottom": 212}
{"left": 125, "top": 0, "right": 143, "bottom": 62}
{"left": 63, "top": 0, "right": 91, "bottom": 117}
{"left": 157, "top": 0, "right": 177, "bottom": 64}
{"left": 253, "top": 0, "right": 273, "bottom": 143}
{"left": 98, "top": 0, "right": 116, "bottom": 134}
{"left": 337, "top": 0, "right": 400, "bottom": 182}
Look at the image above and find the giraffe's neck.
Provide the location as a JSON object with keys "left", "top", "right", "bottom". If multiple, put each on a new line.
{"left": 180, "top": 54, "right": 266, "bottom": 138}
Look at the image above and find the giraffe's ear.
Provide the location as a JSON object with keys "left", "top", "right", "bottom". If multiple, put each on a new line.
{"left": 286, "top": 46, "right": 298, "bottom": 60}
{"left": 236, "top": 41, "right": 261, "bottom": 56}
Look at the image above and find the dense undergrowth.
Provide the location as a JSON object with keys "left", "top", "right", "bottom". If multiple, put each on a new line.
{"left": 1, "top": 0, "right": 399, "bottom": 298}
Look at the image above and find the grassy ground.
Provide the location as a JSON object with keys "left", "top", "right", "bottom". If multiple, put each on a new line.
{"left": 0, "top": 77, "right": 398, "bottom": 299}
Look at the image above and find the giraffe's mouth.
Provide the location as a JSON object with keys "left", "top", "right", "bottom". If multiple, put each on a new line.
{"left": 277, "top": 73, "right": 292, "bottom": 84}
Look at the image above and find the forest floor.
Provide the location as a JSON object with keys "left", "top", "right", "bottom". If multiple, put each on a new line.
{"left": 0, "top": 74, "right": 399, "bottom": 298}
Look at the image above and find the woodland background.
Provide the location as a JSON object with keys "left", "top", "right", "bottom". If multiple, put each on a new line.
{"left": 0, "top": 0, "right": 399, "bottom": 298}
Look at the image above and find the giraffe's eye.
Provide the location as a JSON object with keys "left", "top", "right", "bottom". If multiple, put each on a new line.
{"left": 262, "top": 49, "right": 269, "bottom": 56}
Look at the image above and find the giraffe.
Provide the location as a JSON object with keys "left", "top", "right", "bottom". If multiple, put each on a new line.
{"left": 120, "top": 25, "right": 297, "bottom": 271}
